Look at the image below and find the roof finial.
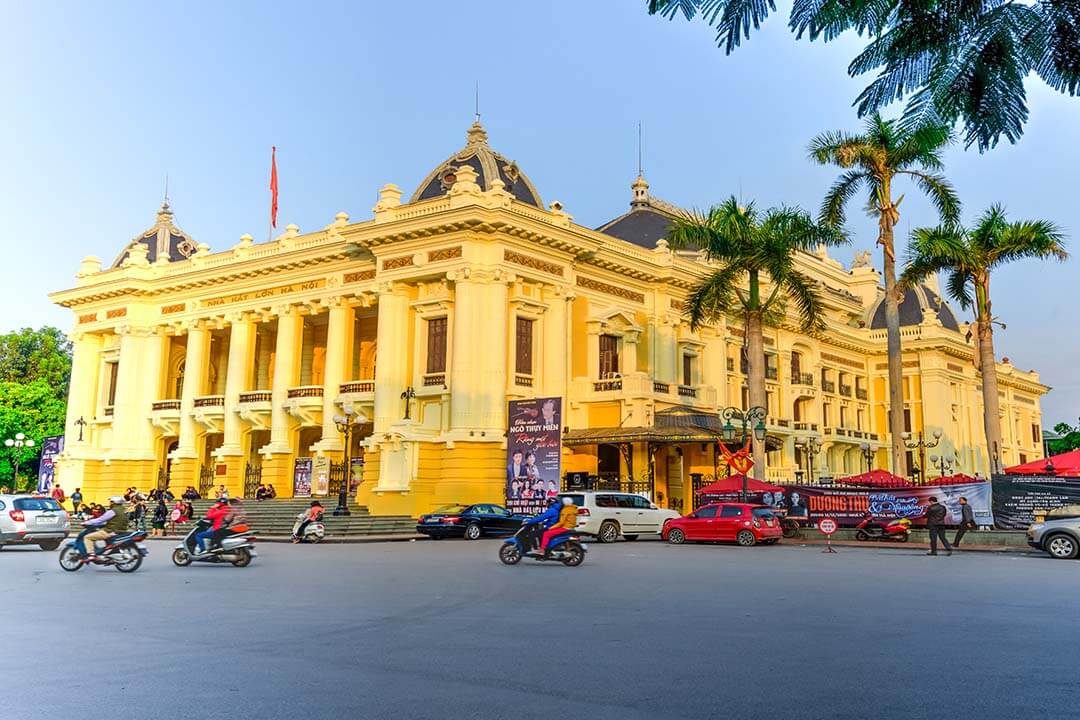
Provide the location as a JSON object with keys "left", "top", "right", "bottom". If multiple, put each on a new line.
{"left": 474, "top": 80, "right": 480, "bottom": 123}
{"left": 160, "top": 173, "right": 171, "bottom": 214}
{"left": 637, "top": 121, "right": 643, "bottom": 178}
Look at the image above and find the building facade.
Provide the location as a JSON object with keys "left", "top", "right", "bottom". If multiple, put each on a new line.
{"left": 49, "top": 122, "right": 1049, "bottom": 515}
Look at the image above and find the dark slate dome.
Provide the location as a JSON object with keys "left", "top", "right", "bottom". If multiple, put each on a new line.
{"left": 410, "top": 121, "right": 543, "bottom": 207}
{"left": 596, "top": 175, "right": 681, "bottom": 249}
{"left": 868, "top": 284, "right": 960, "bottom": 331}
{"left": 111, "top": 201, "right": 198, "bottom": 268}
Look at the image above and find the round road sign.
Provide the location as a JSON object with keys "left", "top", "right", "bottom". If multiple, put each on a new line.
{"left": 818, "top": 518, "right": 838, "bottom": 535}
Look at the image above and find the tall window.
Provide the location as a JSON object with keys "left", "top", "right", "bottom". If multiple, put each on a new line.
{"left": 106, "top": 361, "right": 119, "bottom": 407}
{"left": 682, "top": 354, "right": 693, "bottom": 386}
{"left": 1031, "top": 423, "right": 1040, "bottom": 444}
{"left": 515, "top": 317, "right": 534, "bottom": 375}
{"left": 903, "top": 408, "right": 912, "bottom": 433}
{"left": 823, "top": 402, "right": 832, "bottom": 427}
{"left": 791, "top": 352, "right": 802, "bottom": 377}
{"left": 426, "top": 317, "right": 447, "bottom": 374}
{"left": 839, "top": 406, "right": 848, "bottom": 428}
{"left": 599, "top": 334, "right": 619, "bottom": 377}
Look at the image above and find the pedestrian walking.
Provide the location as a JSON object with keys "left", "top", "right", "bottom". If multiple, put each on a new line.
{"left": 925, "top": 496, "right": 952, "bottom": 556}
{"left": 953, "top": 496, "right": 976, "bottom": 548}
{"left": 70, "top": 487, "right": 83, "bottom": 514}
{"left": 151, "top": 498, "right": 168, "bottom": 537}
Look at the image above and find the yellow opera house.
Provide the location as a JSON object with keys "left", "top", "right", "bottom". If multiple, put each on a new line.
{"left": 49, "top": 121, "right": 1049, "bottom": 515}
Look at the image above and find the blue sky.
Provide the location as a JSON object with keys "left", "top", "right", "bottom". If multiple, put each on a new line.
{"left": 3, "top": 1, "right": 1077, "bottom": 424}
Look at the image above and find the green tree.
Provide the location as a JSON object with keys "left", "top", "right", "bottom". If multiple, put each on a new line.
{"left": 901, "top": 205, "right": 1067, "bottom": 474}
{"left": 1049, "top": 420, "right": 1080, "bottom": 455}
{"left": 647, "top": 1, "right": 1080, "bottom": 151}
{"left": 0, "top": 326, "right": 72, "bottom": 398}
{"left": 0, "top": 380, "right": 67, "bottom": 490}
{"left": 668, "top": 197, "right": 847, "bottom": 480}
{"left": 809, "top": 113, "right": 960, "bottom": 477}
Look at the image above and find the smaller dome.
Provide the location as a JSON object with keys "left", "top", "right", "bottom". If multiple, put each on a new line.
{"left": 410, "top": 121, "right": 543, "bottom": 207}
{"left": 111, "top": 201, "right": 198, "bottom": 268}
{"left": 868, "top": 284, "right": 960, "bottom": 331}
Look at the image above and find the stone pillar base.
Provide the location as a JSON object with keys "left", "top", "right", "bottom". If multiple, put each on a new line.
{"left": 169, "top": 457, "right": 199, "bottom": 495}
{"left": 260, "top": 454, "right": 295, "bottom": 498}
{"left": 216, "top": 455, "right": 247, "bottom": 499}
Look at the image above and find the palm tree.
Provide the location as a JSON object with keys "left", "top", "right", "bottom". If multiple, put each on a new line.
{"left": 809, "top": 114, "right": 960, "bottom": 478}
{"left": 668, "top": 197, "right": 847, "bottom": 481}
{"left": 900, "top": 205, "right": 1067, "bottom": 475}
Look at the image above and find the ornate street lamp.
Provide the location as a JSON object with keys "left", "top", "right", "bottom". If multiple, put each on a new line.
{"left": 803, "top": 437, "right": 823, "bottom": 484}
{"left": 400, "top": 386, "right": 416, "bottom": 420}
{"left": 929, "top": 453, "right": 954, "bottom": 480}
{"left": 902, "top": 429, "right": 942, "bottom": 484}
{"left": 718, "top": 406, "right": 768, "bottom": 500}
{"left": 331, "top": 407, "right": 369, "bottom": 517}
{"left": 4, "top": 433, "right": 36, "bottom": 490}
{"left": 860, "top": 442, "right": 874, "bottom": 473}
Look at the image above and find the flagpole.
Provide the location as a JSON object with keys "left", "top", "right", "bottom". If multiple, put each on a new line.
{"left": 268, "top": 145, "right": 278, "bottom": 243}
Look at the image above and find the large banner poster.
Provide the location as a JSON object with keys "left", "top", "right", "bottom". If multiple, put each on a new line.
{"left": 37, "top": 435, "right": 64, "bottom": 493}
{"left": 771, "top": 482, "right": 992, "bottom": 527}
{"left": 312, "top": 456, "right": 330, "bottom": 496}
{"left": 506, "top": 397, "right": 562, "bottom": 516}
{"left": 293, "top": 457, "right": 313, "bottom": 498}
{"left": 992, "top": 475, "right": 1080, "bottom": 529}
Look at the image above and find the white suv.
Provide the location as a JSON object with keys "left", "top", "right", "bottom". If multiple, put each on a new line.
{"left": 558, "top": 491, "right": 681, "bottom": 543}
{"left": 0, "top": 494, "right": 70, "bottom": 550}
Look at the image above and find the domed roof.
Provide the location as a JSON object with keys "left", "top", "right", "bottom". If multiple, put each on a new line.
{"left": 868, "top": 284, "right": 960, "bottom": 331}
{"left": 111, "top": 200, "right": 198, "bottom": 268}
{"left": 410, "top": 121, "right": 543, "bottom": 207}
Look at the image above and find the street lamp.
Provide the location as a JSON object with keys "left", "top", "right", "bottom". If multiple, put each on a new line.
{"left": 901, "top": 428, "right": 942, "bottom": 484}
{"left": 331, "top": 407, "right": 369, "bottom": 516}
{"left": 860, "top": 442, "right": 874, "bottom": 473}
{"left": 719, "top": 406, "right": 767, "bottom": 500}
{"left": 928, "top": 453, "right": 954, "bottom": 479}
{"left": 4, "top": 433, "right": 36, "bottom": 490}
{"left": 802, "top": 437, "right": 823, "bottom": 484}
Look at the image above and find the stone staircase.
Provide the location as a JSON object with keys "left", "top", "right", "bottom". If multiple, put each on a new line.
{"left": 71, "top": 498, "right": 418, "bottom": 539}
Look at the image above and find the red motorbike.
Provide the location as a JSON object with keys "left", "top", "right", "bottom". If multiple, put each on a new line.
{"left": 854, "top": 515, "right": 912, "bottom": 543}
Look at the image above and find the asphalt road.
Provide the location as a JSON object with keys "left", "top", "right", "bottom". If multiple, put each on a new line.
{"left": 3, "top": 538, "right": 1078, "bottom": 720}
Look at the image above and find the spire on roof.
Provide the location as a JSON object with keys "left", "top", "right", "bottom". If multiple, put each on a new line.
{"left": 631, "top": 174, "right": 650, "bottom": 208}
{"left": 466, "top": 119, "right": 488, "bottom": 147}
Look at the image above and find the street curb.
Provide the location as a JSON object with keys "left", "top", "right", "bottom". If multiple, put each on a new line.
{"left": 794, "top": 538, "right": 1034, "bottom": 554}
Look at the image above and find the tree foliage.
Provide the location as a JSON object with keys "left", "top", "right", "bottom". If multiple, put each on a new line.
{"left": 647, "top": 0, "right": 1080, "bottom": 151}
{"left": 1050, "top": 420, "right": 1080, "bottom": 455}
{"left": 0, "top": 327, "right": 73, "bottom": 399}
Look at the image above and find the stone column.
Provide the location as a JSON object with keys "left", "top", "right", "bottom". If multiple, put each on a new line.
{"left": 65, "top": 332, "right": 104, "bottom": 447}
{"left": 450, "top": 277, "right": 479, "bottom": 430}
{"left": 221, "top": 313, "right": 255, "bottom": 455}
{"left": 255, "top": 326, "right": 272, "bottom": 390}
{"left": 318, "top": 297, "right": 352, "bottom": 452}
{"left": 477, "top": 277, "right": 508, "bottom": 432}
{"left": 656, "top": 319, "right": 676, "bottom": 384}
{"left": 269, "top": 306, "right": 302, "bottom": 451}
{"left": 541, "top": 286, "right": 569, "bottom": 399}
{"left": 111, "top": 326, "right": 167, "bottom": 458}
{"left": 174, "top": 322, "right": 209, "bottom": 458}
{"left": 373, "top": 285, "right": 410, "bottom": 432}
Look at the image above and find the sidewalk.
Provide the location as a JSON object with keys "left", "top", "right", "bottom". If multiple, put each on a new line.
{"left": 793, "top": 537, "right": 1033, "bottom": 554}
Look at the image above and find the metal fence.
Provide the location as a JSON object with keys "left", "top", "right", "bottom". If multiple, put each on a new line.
{"left": 198, "top": 465, "right": 215, "bottom": 498}
{"left": 243, "top": 463, "right": 262, "bottom": 498}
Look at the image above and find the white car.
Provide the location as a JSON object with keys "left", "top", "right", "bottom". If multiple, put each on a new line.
{"left": 0, "top": 494, "right": 70, "bottom": 550}
{"left": 558, "top": 491, "right": 681, "bottom": 543}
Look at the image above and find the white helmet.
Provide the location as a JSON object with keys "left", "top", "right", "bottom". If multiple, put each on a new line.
{"left": 561, "top": 496, "right": 574, "bottom": 506}
{"left": 108, "top": 496, "right": 124, "bottom": 505}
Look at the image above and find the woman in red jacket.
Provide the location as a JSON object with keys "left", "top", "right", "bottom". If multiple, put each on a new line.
{"left": 195, "top": 499, "right": 230, "bottom": 554}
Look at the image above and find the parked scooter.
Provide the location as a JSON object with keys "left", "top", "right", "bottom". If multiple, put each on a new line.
{"left": 499, "top": 523, "right": 587, "bottom": 566}
{"left": 855, "top": 515, "right": 912, "bottom": 543}
{"left": 292, "top": 511, "right": 325, "bottom": 543}
{"left": 172, "top": 518, "right": 256, "bottom": 567}
{"left": 59, "top": 529, "right": 149, "bottom": 573}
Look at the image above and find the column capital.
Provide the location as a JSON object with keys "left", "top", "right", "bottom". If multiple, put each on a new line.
{"left": 224, "top": 310, "right": 255, "bottom": 325}
{"left": 271, "top": 303, "right": 300, "bottom": 318}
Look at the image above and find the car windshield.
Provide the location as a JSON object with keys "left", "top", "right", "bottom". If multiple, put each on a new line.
{"left": 14, "top": 498, "right": 62, "bottom": 511}
{"left": 431, "top": 505, "right": 467, "bottom": 515}
{"left": 559, "top": 494, "right": 585, "bottom": 507}
{"left": 752, "top": 508, "right": 775, "bottom": 519}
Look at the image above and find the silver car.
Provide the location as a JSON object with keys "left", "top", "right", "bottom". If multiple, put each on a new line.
{"left": 0, "top": 494, "right": 70, "bottom": 550}
{"left": 1027, "top": 505, "right": 1080, "bottom": 559}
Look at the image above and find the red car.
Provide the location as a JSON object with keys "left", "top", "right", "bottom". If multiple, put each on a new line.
{"left": 662, "top": 502, "right": 783, "bottom": 546}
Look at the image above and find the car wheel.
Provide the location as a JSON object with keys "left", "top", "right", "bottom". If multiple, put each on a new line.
{"left": 668, "top": 528, "right": 686, "bottom": 545}
{"left": 1045, "top": 533, "right": 1079, "bottom": 560}
{"left": 855, "top": 530, "right": 869, "bottom": 541}
{"left": 736, "top": 530, "right": 757, "bottom": 547}
{"left": 38, "top": 540, "right": 61, "bottom": 551}
{"left": 598, "top": 521, "right": 620, "bottom": 544}
{"left": 623, "top": 535, "right": 639, "bottom": 541}
{"left": 464, "top": 523, "right": 482, "bottom": 541}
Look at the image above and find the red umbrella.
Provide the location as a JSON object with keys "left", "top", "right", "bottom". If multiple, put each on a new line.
{"left": 1005, "top": 449, "right": 1080, "bottom": 477}
{"left": 834, "top": 469, "right": 913, "bottom": 488}
{"left": 695, "top": 474, "right": 782, "bottom": 495}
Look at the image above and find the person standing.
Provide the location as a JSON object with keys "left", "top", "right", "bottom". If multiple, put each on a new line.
{"left": 925, "top": 496, "right": 952, "bottom": 556}
{"left": 953, "top": 496, "right": 976, "bottom": 548}
{"left": 70, "top": 487, "right": 83, "bottom": 515}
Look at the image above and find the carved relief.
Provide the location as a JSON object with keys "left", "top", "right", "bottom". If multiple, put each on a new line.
{"left": 78, "top": 313, "right": 97, "bottom": 324}
{"left": 106, "top": 308, "right": 127, "bottom": 319}
{"left": 504, "top": 249, "right": 564, "bottom": 277}
{"left": 382, "top": 255, "right": 415, "bottom": 270}
{"left": 821, "top": 352, "right": 864, "bottom": 369}
{"left": 576, "top": 276, "right": 644, "bottom": 304}
{"left": 343, "top": 269, "right": 377, "bottom": 284}
{"left": 428, "top": 246, "right": 462, "bottom": 263}
{"left": 161, "top": 303, "right": 186, "bottom": 315}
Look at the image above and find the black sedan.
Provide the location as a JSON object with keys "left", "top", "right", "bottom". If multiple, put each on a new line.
{"left": 416, "top": 503, "right": 526, "bottom": 540}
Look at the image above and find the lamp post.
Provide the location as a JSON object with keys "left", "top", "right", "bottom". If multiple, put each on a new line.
{"left": 719, "top": 406, "right": 767, "bottom": 500}
{"left": 4, "top": 433, "right": 36, "bottom": 490}
{"left": 901, "top": 429, "right": 942, "bottom": 484}
{"left": 802, "top": 437, "right": 823, "bottom": 484}
{"left": 331, "top": 407, "right": 368, "bottom": 517}
{"left": 400, "top": 386, "right": 416, "bottom": 420}
{"left": 928, "top": 453, "right": 954, "bottom": 480}
{"left": 860, "top": 442, "right": 874, "bottom": 473}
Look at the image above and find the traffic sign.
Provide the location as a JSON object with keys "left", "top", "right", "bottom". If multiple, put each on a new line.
{"left": 818, "top": 518, "right": 838, "bottom": 535}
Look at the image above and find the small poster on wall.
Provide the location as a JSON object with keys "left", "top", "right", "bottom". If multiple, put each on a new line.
{"left": 293, "top": 457, "right": 313, "bottom": 498}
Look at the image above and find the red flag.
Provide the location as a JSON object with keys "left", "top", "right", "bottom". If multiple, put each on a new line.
{"left": 269, "top": 146, "right": 279, "bottom": 229}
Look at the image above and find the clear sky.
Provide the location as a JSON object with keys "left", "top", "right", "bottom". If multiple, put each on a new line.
{"left": 2, "top": 1, "right": 1077, "bottom": 425}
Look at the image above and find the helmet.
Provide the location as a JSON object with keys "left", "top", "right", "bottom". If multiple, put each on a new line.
{"left": 108, "top": 496, "right": 123, "bottom": 505}
{"left": 310, "top": 500, "right": 323, "bottom": 507}
{"left": 547, "top": 497, "right": 559, "bottom": 506}
{"left": 561, "top": 496, "right": 574, "bottom": 506}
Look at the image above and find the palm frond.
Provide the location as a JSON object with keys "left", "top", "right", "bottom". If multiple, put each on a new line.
{"left": 818, "top": 170, "right": 865, "bottom": 227}
{"left": 779, "top": 270, "right": 827, "bottom": 332}
{"left": 685, "top": 263, "right": 745, "bottom": 329}
{"left": 901, "top": 224, "right": 971, "bottom": 289}
{"left": 897, "top": 170, "right": 961, "bottom": 224}
{"left": 1033, "top": 0, "right": 1080, "bottom": 96}
{"left": 945, "top": 268, "right": 974, "bottom": 310}
{"left": 990, "top": 219, "right": 1069, "bottom": 268}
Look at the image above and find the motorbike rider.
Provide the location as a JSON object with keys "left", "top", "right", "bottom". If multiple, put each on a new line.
{"left": 209, "top": 497, "right": 248, "bottom": 551}
{"left": 521, "top": 496, "right": 563, "bottom": 552}
{"left": 195, "top": 498, "right": 230, "bottom": 555}
{"left": 77, "top": 496, "right": 128, "bottom": 560}
{"left": 540, "top": 496, "right": 579, "bottom": 556}
{"left": 292, "top": 501, "right": 324, "bottom": 543}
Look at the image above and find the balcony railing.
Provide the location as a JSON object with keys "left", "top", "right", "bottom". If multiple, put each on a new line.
{"left": 822, "top": 380, "right": 836, "bottom": 393}
{"left": 422, "top": 374, "right": 446, "bottom": 387}
{"left": 839, "top": 384, "right": 853, "bottom": 397}
{"left": 339, "top": 381, "right": 375, "bottom": 394}
{"left": 769, "top": 417, "right": 791, "bottom": 428}
{"left": 765, "top": 367, "right": 778, "bottom": 381}
{"left": 286, "top": 386, "right": 324, "bottom": 399}
{"left": 152, "top": 400, "right": 181, "bottom": 412}
{"left": 793, "top": 422, "right": 819, "bottom": 432}
{"left": 855, "top": 388, "right": 868, "bottom": 400}
{"left": 593, "top": 378, "right": 623, "bottom": 392}
{"left": 677, "top": 385, "right": 697, "bottom": 399}
{"left": 793, "top": 373, "right": 815, "bottom": 386}
{"left": 515, "top": 375, "right": 533, "bottom": 388}
{"left": 193, "top": 395, "right": 225, "bottom": 408}
{"left": 239, "top": 391, "right": 272, "bottom": 403}
{"left": 653, "top": 382, "right": 670, "bottom": 394}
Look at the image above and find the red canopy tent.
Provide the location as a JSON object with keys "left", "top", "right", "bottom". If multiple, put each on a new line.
{"left": 695, "top": 475, "right": 781, "bottom": 495}
{"left": 1005, "top": 449, "right": 1080, "bottom": 477}
{"left": 833, "top": 469, "right": 913, "bottom": 488}
{"left": 927, "top": 473, "right": 980, "bottom": 486}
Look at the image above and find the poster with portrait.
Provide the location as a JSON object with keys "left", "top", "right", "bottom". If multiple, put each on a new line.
{"left": 312, "top": 456, "right": 330, "bottom": 496}
{"left": 506, "top": 397, "right": 562, "bottom": 516}
{"left": 293, "top": 457, "right": 313, "bottom": 498}
{"left": 36, "top": 435, "right": 64, "bottom": 493}
{"left": 779, "top": 482, "right": 993, "bottom": 527}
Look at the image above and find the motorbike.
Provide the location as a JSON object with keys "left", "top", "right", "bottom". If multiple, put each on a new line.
{"left": 59, "top": 529, "right": 149, "bottom": 573}
{"left": 499, "top": 523, "right": 587, "bottom": 567}
{"left": 172, "top": 518, "right": 256, "bottom": 567}
{"left": 855, "top": 515, "right": 912, "bottom": 543}
{"left": 291, "top": 511, "right": 325, "bottom": 543}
